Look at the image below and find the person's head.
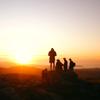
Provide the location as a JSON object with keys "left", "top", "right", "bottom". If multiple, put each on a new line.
{"left": 69, "top": 58, "right": 72, "bottom": 61}
{"left": 63, "top": 58, "right": 66, "bottom": 61}
{"left": 51, "top": 48, "right": 54, "bottom": 51}
{"left": 57, "top": 59, "right": 60, "bottom": 62}
{"left": 44, "top": 68, "right": 47, "bottom": 71}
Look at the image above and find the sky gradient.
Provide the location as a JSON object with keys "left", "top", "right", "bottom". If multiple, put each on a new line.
{"left": 0, "top": 0, "right": 100, "bottom": 67}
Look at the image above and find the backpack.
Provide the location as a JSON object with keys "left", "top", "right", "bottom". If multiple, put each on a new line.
{"left": 73, "top": 62, "right": 76, "bottom": 67}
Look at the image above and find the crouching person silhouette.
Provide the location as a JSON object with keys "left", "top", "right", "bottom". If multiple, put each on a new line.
{"left": 55, "top": 59, "right": 63, "bottom": 72}
{"left": 42, "top": 68, "right": 48, "bottom": 82}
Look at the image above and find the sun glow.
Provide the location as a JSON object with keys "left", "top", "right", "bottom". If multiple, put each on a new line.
{"left": 0, "top": 24, "right": 51, "bottom": 65}
{"left": 8, "top": 48, "right": 35, "bottom": 65}
{"left": 3, "top": 32, "right": 41, "bottom": 65}
{"left": 12, "top": 51, "right": 33, "bottom": 65}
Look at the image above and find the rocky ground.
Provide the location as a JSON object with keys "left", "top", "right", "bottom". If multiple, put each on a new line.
{"left": 0, "top": 71, "right": 100, "bottom": 100}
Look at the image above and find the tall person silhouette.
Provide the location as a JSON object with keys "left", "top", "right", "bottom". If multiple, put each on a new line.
{"left": 48, "top": 48, "right": 57, "bottom": 71}
{"left": 63, "top": 58, "right": 68, "bottom": 72}
{"left": 69, "top": 58, "right": 76, "bottom": 71}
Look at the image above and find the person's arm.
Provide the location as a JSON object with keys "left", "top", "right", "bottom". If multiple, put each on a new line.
{"left": 60, "top": 62, "right": 63, "bottom": 66}
{"left": 48, "top": 51, "right": 50, "bottom": 56}
{"left": 55, "top": 52, "right": 57, "bottom": 56}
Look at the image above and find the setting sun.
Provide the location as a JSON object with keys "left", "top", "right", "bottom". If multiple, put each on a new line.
{"left": 12, "top": 52, "right": 33, "bottom": 65}
{"left": 5, "top": 35, "right": 38, "bottom": 65}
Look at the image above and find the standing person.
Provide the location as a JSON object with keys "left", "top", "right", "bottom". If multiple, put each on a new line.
{"left": 48, "top": 48, "right": 57, "bottom": 71}
{"left": 69, "top": 58, "right": 76, "bottom": 71}
{"left": 63, "top": 58, "right": 68, "bottom": 72}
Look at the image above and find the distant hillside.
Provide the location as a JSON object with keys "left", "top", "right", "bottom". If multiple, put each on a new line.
{"left": 0, "top": 66, "right": 100, "bottom": 81}
{"left": 75, "top": 68, "right": 100, "bottom": 82}
{"left": 0, "top": 66, "right": 42, "bottom": 76}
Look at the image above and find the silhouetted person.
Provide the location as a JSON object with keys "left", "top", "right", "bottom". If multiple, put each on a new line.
{"left": 69, "top": 58, "right": 76, "bottom": 71}
{"left": 63, "top": 58, "right": 68, "bottom": 72}
{"left": 56, "top": 59, "right": 63, "bottom": 72}
{"left": 48, "top": 48, "right": 57, "bottom": 71}
{"left": 42, "top": 68, "right": 48, "bottom": 82}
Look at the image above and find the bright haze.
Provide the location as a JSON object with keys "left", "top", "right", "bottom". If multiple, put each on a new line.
{"left": 0, "top": 0, "right": 100, "bottom": 68}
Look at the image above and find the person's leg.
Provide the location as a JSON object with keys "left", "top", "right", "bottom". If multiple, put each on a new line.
{"left": 53, "top": 62, "right": 55, "bottom": 70}
{"left": 65, "top": 66, "right": 67, "bottom": 72}
{"left": 50, "top": 63, "right": 52, "bottom": 71}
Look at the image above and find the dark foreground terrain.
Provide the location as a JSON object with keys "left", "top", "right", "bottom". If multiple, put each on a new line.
{"left": 0, "top": 68, "right": 100, "bottom": 100}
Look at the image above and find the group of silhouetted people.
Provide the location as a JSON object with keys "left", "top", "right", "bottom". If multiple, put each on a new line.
{"left": 56, "top": 58, "right": 76, "bottom": 72}
{"left": 42, "top": 48, "right": 76, "bottom": 83}
{"left": 48, "top": 48, "right": 76, "bottom": 72}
